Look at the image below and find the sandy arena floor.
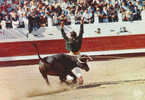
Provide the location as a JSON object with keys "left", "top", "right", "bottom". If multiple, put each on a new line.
{"left": 1, "top": 56, "right": 145, "bottom": 100}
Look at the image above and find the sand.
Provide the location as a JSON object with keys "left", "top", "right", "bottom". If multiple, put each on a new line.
{"left": 1, "top": 56, "right": 145, "bottom": 100}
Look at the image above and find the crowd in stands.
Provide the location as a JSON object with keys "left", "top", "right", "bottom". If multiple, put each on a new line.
{"left": 0, "top": 0, "right": 144, "bottom": 33}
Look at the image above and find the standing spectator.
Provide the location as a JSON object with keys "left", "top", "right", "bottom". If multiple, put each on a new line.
{"left": 33, "top": 14, "right": 40, "bottom": 31}
{"left": 17, "top": 6, "right": 25, "bottom": 17}
{"left": 75, "top": 9, "right": 83, "bottom": 24}
{"left": 102, "top": 6, "right": 109, "bottom": 22}
{"left": 58, "top": 12, "right": 70, "bottom": 25}
{"left": 83, "top": 9, "right": 93, "bottom": 23}
{"left": 60, "top": 17, "right": 85, "bottom": 85}
{"left": 125, "top": 8, "right": 133, "bottom": 21}
{"left": 52, "top": 12, "right": 60, "bottom": 25}
{"left": 12, "top": 14, "right": 19, "bottom": 28}
{"left": 39, "top": 14, "right": 48, "bottom": 27}
{"left": 27, "top": 13, "right": 35, "bottom": 33}
{"left": 55, "top": 4, "right": 62, "bottom": 16}
{"left": 136, "top": 0, "right": 143, "bottom": 11}
{"left": 0, "top": 16, "right": 2, "bottom": 29}
{"left": 18, "top": 13, "right": 25, "bottom": 28}
{"left": 46, "top": 11, "right": 53, "bottom": 27}
{"left": 132, "top": 6, "right": 142, "bottom": 20}
{"left": 5, "top": 15, "right": 13, "bottom": 29}
{"left": 111, "top": 8, "right": 118, "bottom": 22}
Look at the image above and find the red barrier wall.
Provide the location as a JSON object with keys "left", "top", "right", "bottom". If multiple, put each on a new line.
{"left": 0, "top": 34, "right": 145, "bottom": 57}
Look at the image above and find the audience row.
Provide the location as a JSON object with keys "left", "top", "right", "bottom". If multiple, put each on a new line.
{"left": 0, "top": 0, "right": 144, "bottom": 33}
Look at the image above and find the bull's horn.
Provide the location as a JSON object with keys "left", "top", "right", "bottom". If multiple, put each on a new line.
{"left": 77, "top": 57, "right": 86, "bottom": 63}
{"left": 86, "top": 55, "right": 93, "bottom": 61}
{"left": 78, "top": 55, "right": 93, "bottom": 62}
{"left": 82, "top": 55, "right": 93, "bottom": 61}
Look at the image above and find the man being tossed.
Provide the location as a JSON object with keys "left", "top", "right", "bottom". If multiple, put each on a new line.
{"left": 60, "top": 17, "right": 85, "bottom": 84}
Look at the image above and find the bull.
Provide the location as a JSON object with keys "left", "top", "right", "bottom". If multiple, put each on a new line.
{"left": 33, "top": 44, "right": 91, "bottom": 85}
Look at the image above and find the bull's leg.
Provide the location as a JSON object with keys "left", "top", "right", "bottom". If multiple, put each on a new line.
{"left": 68, "top": 72, "right": 77, "bottom": 84}
{"left": 39, "top": 66, "right": 49, "bottom": 85}
{"left": 42, "top": 72, "right": 49, "bottom": 85}
{"left": 59, "top": 73, "right": 67, "bottom": 84}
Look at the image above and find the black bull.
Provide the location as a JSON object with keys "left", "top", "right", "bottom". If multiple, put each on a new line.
{"left": 33, "top": 44, "right": 91, "bottom": 85}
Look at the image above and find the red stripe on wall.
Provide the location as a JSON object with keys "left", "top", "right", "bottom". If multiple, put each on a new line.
{"left": 0, "top": 34, "right": 145, "bottom": 57}
{"left": 82, "top": 34, "right": 145, "bottom": 52}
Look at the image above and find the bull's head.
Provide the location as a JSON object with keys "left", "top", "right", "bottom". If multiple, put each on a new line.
{"left": 76, "top": 55, "right": 92, "bottom": 71}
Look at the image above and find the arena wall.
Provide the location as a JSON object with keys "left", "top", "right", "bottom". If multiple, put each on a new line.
{"left": 0, "top": 34, "right": 145, "bottom": 66}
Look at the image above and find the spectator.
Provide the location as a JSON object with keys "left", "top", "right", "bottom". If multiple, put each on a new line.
{"left": 18, "top": 13, "right": 25, "bottom": 28}
{"left": 58, "top": 12, "right": 69, "bottom": 25}
{"left": 101, "top": 6, "right": 109, "bottom": 23}
{"left": 52, "top": 12, "right": 60, "bottom": 25}
{"left": 75, "top": 8, "right": 83, "bottom": 24}
{"left": 83, "top": 9, "right": 93, "bottom": 23}
{"left": 30, "top": 0, "right": 37, "bottom": 10}
{"left": 0, "top": 0, "right": 143, "bottom": 30}
{"left": 5, "top": 15, "right": 13, "bottom": 29}
{"left": 17, "top": 6, "right": 25, "bottom": 17}
{"left": 136, "top": 0, "right": 143, "bottom": 11}
{"left": 12, "top": 13, "right": 19, "bottom": 28}
{"left": 27, "top": 13, "right": 35, "bottom": 33}
{"left": 132, "top": 6, "right": 142, "bottom": 20}
{"left": 0, "top": 16, "right": 2, "bottom": 29}
{"left": 39, "top": 14, "right": 48, "bottom": 27}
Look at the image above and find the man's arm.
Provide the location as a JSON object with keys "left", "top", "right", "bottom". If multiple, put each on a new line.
{"left": 60, "top": 21, "right": 68, "bottom": 40}
{"left": 79, "top": 17, "right": 84, "bottom": 38}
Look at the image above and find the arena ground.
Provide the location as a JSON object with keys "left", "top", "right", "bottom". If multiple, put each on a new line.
{"left": 1, "top": 55, "right": 145, "bottom": 100}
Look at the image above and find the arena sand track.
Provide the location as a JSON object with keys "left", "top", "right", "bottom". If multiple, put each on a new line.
{"left": 1, "top": 56, "right": 145, "bottom": 100}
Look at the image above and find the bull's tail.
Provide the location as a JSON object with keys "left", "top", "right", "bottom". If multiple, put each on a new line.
{"left": 32, "top": 43, "right": 43, "bottom": 60}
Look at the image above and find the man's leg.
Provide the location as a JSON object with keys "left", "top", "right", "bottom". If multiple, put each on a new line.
{"left": 66, "top": 68, "right": 83, "bottom": 85}
{"left": 74, "top": 67, "right": 83, "bottom": 85}
{"left": 69, "top": 51, "right": 84, "bottom": 85}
